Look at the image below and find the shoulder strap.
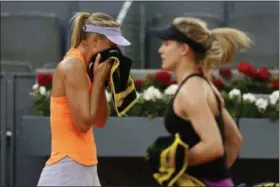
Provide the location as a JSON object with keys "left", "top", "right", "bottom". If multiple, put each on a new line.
{"left": 174, "top": 73, "right": 202, "bottom": 96}
{"left": 64, "top": 48, "right": 86, "bottom": 65}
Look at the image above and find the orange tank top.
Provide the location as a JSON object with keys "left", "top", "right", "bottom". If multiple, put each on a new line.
{"left": 46, "top": 48, "right": 98, "bottom": 166}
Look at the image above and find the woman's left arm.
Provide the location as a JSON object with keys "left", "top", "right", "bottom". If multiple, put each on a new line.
{"left": 92, "top": 85, "right": 110, "bottom": 128}
{"left": 179, "top": 78, "right": 224, "bottom": 166}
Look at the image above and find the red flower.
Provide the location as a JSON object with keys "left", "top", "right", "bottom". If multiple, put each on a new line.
{"left": 257, "top": 67, "right": 270, "bottom": 80}
{"left": 272, "top": 79, "right": 279, "bottom": 89}
{"left": 212, "top": 78, "right": 224, "bottom": 89}
{"left": 155, "top": 70, "right": 172, "bottom": 85}
{"left": 37, "top": 73, "right": 53, "bottom": 87}
{"left": 237, "top": 62, "right": 257, "bottom": 79}
{"left": 135, "top": 79, "right": 143, "bottom": 89}
{"left": 238, "top": 61, "right": 251, "bottom": 73}
{"left": 219, "top": 67, "right": 232, "bottom": 80}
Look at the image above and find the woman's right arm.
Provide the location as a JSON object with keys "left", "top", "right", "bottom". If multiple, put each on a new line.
{"left": 210, "top": 82, "right": 243, "bottom": 168}
{"left": 63, "top": 58, "right": 104, "bottom": 133}
{"left": 222, "top": 108, "right": 243, "bottom": 168}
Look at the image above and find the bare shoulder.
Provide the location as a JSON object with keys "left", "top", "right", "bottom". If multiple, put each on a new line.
{"left": 177, "top": 76, "right": 208, "bottom": 105}
{"left": 57, "top": 57, "right": 86, "bottom": 77}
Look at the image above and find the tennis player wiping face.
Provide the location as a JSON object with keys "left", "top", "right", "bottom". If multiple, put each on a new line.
{"left": 37, "top": 12, "right": 131, "bottom": 186}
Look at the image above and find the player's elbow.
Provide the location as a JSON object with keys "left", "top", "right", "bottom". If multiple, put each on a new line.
{"left": 73, "top": 120, "right": 91, "bottom": 133}
{"left": 235, "top": 133, "right": 243, "bottom": 146}
{"left": 227, "top": 133, "right": 243, "bottom": 149}
{"left": 78, "top": 124, "right": 91, "bottom": 133}
{"left": 94, "top": 120, "right": 106, "bottom": 128}
{"left": 93, "top": 114, "right": 109, "bottom": 128}
{"left": 75, "top": 112, "right": 94, "bottom": 133}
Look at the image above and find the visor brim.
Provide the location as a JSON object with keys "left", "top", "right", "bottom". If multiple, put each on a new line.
{"left": 150, "top": 26, "right": 176, "bottom": 40}
{"left": 106, "top": 35, "right": 131, "bottom": 46}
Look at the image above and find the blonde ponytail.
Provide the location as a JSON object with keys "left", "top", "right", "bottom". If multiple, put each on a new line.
{"left": 70, "top": 12, "right": 90, "bottom": 48}
{"left": 203, "top": 28, "right": 254, "bottom": 71}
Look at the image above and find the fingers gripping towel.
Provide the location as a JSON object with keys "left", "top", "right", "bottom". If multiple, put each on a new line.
{"left": 89, "top": 46, "right": 138, "bottom": 117}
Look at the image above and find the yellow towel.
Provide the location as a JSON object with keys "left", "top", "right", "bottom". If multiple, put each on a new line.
{"left": 89, "top": 46, "right": 138, "bottom": 117}
{"left": 108, "top": 56, "right": 138, "bottom": 116}
{"left": 145, "top": 133, "right": 205, "bottom": 186}
{"left": 253, "top": 183, "right": 279, "bottom": 187}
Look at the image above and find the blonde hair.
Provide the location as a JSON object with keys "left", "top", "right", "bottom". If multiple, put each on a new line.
{"left": 70, "top": 12, "right": 120, "bottom": 48}
{"left": 173, "top": 17, "right": 254, "bottom": 73}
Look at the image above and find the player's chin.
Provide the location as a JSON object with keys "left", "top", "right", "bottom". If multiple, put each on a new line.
{"left": 161, "top": 62, "right": 173, "bottom": 72}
